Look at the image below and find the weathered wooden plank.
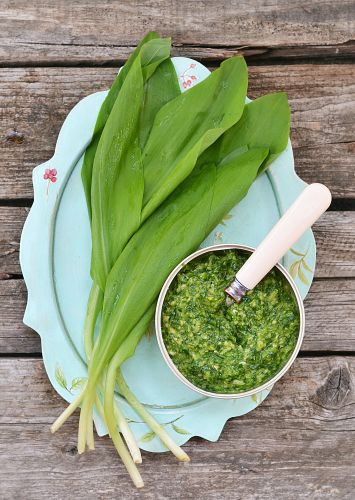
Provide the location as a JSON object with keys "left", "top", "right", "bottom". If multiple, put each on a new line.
{"left": 0, "top": 1, "right": 354, "bottom": 65}
{"left": 1, "top": 277, "right": 354, "bottom": 354}
{"left": 1, "top": 207, "right": 354, "bottom": 279}
{"left": 313, "top": 211, "right": 355, "bottom": 279}
{"left": 1, "top": 356, "right": 354, "bottom": 499}
{"left": 1, "top": 64, "right": 354, "bottom": 199}
{"left": 0, "top": 279, "right": 38, "bottom": 353}
{"left": 0, "top": 206, "right": 29, "bottom": 277}
{"left": 305, "top": 279, "right": 355, "bottom": 351}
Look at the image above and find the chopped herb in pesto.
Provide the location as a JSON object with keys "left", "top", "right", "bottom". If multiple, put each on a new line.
{"left": 162, "top": 250, "right": 300, "bottom": 394}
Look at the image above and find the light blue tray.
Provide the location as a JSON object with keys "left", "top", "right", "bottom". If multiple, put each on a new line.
{"left": 20, "top": 57, "right": 316, "bottom": 452}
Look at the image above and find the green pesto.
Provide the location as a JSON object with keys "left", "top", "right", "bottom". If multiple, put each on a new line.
{"left": 162, "top": 250, "right": 300, "bottom": 394}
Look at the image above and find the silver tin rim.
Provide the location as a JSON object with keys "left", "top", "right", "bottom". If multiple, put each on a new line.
{"left": 155, "top": 244, "right": 305, "bottom": 399}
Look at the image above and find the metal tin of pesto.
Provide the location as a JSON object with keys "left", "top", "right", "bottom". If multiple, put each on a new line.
{"left": 155, "top": 244, "right": 305, "bottom": 399}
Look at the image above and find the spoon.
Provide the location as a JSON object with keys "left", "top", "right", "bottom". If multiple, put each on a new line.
{"left": 225, "top": 183, "right": 332, "bottom": 304}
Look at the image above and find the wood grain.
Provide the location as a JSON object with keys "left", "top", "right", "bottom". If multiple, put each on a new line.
{"left": 0, "top": 206, "right": 28, "bottom": 277}
{"left": 305, "top": 279, "right": 355, "bottom": 351}
{"left": 0, "top": 1, "right": 354, "bottom": 65}
{"left": 1, "top": 64, "right": 355, "bottom": 199}
{"left": 313, "top": 211, "right": 355, "bottom": 279}
{"left": 1, "top": 207, "right": 355, "bottom": 279}
{"left": 0, "top": 279, "right": 36, "bottom": 353}
{"left": 1, "top": 276, "right": 354, "bottom": 354}
{"left": 1, "top": 356, "right": 354, "bottom": 499}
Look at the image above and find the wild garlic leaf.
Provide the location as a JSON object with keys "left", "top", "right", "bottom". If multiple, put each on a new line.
{"left": 88, "top": 45, "right": 179, "bottom": 292}
{"left": 81, "top": 32, "right": 171, "bottom": 220}
{"left": 199, "top": 92, "right": 290, "bottom": 172}
{"left": 139, "top": 58, "right": 180, "bottom": 150}
{"left": 90, "top": 57, "right": 145, "bottom": 290}
{"left": 90, "top": 51, "right": 179, "bottom": 291}
{"left": 141, "top": 56, "right": 248, "bottom": 220}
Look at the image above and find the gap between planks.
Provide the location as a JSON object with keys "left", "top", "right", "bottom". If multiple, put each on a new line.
{"left": 0, "top": 43, "right": 354, "bottom": 68}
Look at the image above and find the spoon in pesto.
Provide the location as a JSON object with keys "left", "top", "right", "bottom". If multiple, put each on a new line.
{"left": 225, "top": 183, "right": 332, "bottom": 304}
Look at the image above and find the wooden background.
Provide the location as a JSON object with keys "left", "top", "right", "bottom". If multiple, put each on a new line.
{"left": 1, "top": 1, "right": 355, "bottom": 498}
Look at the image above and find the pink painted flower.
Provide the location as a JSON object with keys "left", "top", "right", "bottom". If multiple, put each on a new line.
{"left": 44, "top": 168, "right": 57, "bottom": 183}
{"left": 179, "top": 64, "right": 199, "bottom": 90}
{"left": 43, "top": 168, "right": 58, "bottom": 197}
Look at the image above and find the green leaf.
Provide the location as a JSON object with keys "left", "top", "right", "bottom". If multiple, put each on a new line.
{"left": 140, "top": 431, "right": 156, "bottom": 442}
{"left": 54, "top": 365, "right": 68, "bottom": 392}
{"left": 96, "top": 163, "right": 216, "bottom": 358}
{"left": 140, "top": 38, "right": 172, "bottom": 80}
{"left": 90, "top": 59, "right": 144, "bottom": 289}
{"left": 141, "top": 56, "right": 248, "bottom": 220}
{"left": 139, "top": 58, "right": 181, "bottom": 150}
{"left": 70, "top": 377, "right": 86, "bottom": 392}
{"left": 200, "top": 92, "right": 290, "bottom": 172}
{"left": 301, "top": 259, "right": 313, "bottom": 273}
{"left": 290, "top": 247, "right": 305, "bottom": 257}
{"left": 88, "top": 43, "right": 180, "bottom": 292}
{"left": 298, "top": 266, "right": 309, "bottom": 285}
{"left": 172, "top": 423, "right": 190, "bottom": 435}
{"left": 102, "top": 304, "right": 155, "bottom": 369}
{"left": 289, "top": 261, "right": 300, "bottom": 279}
{"left": 81, "top": 32, "right": 169, "bottom": 219}
{"left": 207, "top": 149, "right": 269, "bottom": 231}
{"left": 90, "top": 48, "right": 179, "bottom": 291}
{"left": 251, "top": 393, "right": 258, "bottom": 403}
